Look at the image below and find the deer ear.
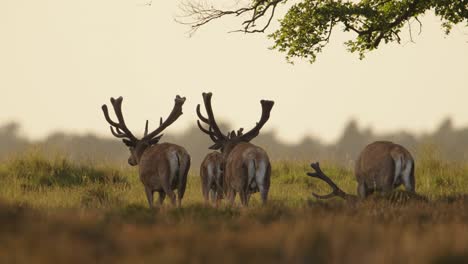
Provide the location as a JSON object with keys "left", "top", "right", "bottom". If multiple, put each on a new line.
{"left": 209, "top": 142, "right": 223, "bottom": 150}
{"left": 148, "top": 134, "right": 163, "bottom": 145}
{"left": 122, "top": 139, "right": 134, "bottom": 147}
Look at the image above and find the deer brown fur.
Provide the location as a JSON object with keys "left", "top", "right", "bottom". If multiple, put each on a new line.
{"left": 224, "top": 142, "right": 271, "bottom": 206}
{"left": 200, "top": 151, "right": 224, "bottom": 206}
{"left": 307, "top": 141, "right": 415, "bottom": 200}
{"left": 355, "top": 141, "right": 415, "bottom": 197}
{"left": 197, "top": 92, "right": 274, "bottom": 206}
{"left": 102, "top": 95, "right": 190, "bottom": 208}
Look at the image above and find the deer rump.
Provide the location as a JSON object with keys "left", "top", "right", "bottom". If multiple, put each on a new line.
{"left": 200, "top": 152, "right": 224, "bottom": 204}
{"left": 308, "top": 141, "right": 416, "bottom": 200}
{"left": 355, "top": 141, "right": 415, "bottom": 193}
{"left": 139, "top": 143, "right": 190, "bottom": 191}
{"left": 224, "top": 142, "right": 271, "bottom": 198}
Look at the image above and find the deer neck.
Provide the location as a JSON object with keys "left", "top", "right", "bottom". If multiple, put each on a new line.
{"left": 224, "top": 140, "right": 251, "bottom": 155}
{"left": 134, "top": 142, "right": 152, "bottom": 164}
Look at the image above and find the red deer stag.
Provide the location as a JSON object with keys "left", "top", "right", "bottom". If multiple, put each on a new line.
{"left": 200, "top": 151, "right": 224, "bottom": 206}
{"left": 307, "top": 141, "right": 415, "bottom": 200}
{"left": 197, "top": 92, "right": 274, "bottom": 206}
{"left": 102, "top": 95, "right": 190, "bottom": 208}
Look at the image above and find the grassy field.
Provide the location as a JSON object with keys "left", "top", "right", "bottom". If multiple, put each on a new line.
{"left": 0, "top": 150, "right": 467, "bottom": 263}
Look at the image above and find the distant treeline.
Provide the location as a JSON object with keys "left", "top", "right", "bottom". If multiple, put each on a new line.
{"left": 1, "top": 118, "right": 467, "bottom": 167}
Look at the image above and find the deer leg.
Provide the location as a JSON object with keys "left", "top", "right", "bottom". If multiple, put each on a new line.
{"left": 158, "top": 191, "right": 166, "bottom": 206}
{"left": 177, "top": 187, "right": 185, "bottom": 208}
{"left": 160, "top": 173, "right": 177, "bottom": 207}
{"left": 161, "top": 181, "right": 177, "bottom": 207}
{"left": 144, "top": 187, "right": 154, "bottom": 208}
{"left": 215, "top": 192, "right": 223, "bottom": 208}
{"left": 177, "top": 193, "right": 182, "bottom": 208}
{"left": 239, "top": 190, "right": 249, "bottom": 207}
{"left": 209, "top": 189, "right": 217, "bottom": 205}
{"left": 258, "top": 185, "right": 268, "bottom": 205}
{"left": 203, "top": 178, "right": 213, "bottom": 205}
{"left": 202, "top": 185, "right": 210, "bottom": 205}
{"left": 165, "top": 189, "right": 177, "bottom": 207}
{"left": 201, "top": 175, "right": 211, "bottom": 205}
{"left": 227, "top": 189, "right": 236, "bottom": 207}
{"left": 246, "top": 192, "right": 252, "bottom": 204}
{"left": 177, "top": 158, "right": 189, "bottom": 208}
{"left": 255, "top": 161, "right": 269, "bottom": 205}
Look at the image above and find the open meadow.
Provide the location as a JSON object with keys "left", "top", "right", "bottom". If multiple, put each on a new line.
{"left": 0, "top": 149, "right": 467, "bottom": 264}
{"left": 2, "top": 0, "right": 467, "bottom": 263}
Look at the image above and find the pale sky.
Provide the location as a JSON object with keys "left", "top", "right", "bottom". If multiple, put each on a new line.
{"left": 1, "top": 0, "right": 467, "bottom": 144}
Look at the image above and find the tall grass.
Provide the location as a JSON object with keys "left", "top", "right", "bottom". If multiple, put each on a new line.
{"left": 0, "top": 150, "right": 467, "bottom": 263}
{"left": 5, "top": 151, "right": 128, "bottom": 186}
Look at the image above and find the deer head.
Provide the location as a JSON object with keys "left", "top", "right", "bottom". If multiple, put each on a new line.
{"left": 102, "top": 95, "right": 186, "bottom": 166}
{"left": 196, "top": 92, "right": 274, "bottom": 155}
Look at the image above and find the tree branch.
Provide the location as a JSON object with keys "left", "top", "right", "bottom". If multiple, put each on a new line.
{"left": 177, "top": 0, "right": 466, "bottom": 63}
{"left": 177, "top": 0, "right": 285, "bottom": 35}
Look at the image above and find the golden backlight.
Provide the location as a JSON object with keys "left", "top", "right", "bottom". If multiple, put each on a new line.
{"left": 1, "top": 0, "right": 467, "bottom": 143}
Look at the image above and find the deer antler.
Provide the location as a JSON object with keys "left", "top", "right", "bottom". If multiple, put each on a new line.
{"left": 196, "top": 119, "right": 220, "bottom": 143}
{"left": 143, "top": 120, "right": 149, "bottom": 137}
{"left": 226, "top": 128, "right": 244, "bottom": 139}
{"left": 102, "top": 97, "right": 137, "bottom": 142}
{"left": 239, "top": 100, "right": 274, "bottom": 142}
{"left": 197, "top": 93, "right": 273, "bottom": 148}
{"left": 197, "top": 92, "right": 228, "bottom": 143}
{"left": 307, "top": 162, "right": 354, "bottom": 200}
{"left": 142, "top": 95, "right": 186, "bottom": 143}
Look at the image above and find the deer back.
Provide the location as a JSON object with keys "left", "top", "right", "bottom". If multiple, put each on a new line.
{"left": 355, "top": 141, "right": 414, "bottom": 189}
{"left": 138, "top": 142, "right": 190, "bottom": 190}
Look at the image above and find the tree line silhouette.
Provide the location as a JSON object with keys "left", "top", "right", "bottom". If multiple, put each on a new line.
{"left": 1, "top": 118, "right": 467, "bottom": 167}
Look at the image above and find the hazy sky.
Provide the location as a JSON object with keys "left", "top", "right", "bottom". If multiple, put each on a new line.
{"left": 1, "top": 0, "right": 467, "bottom": 144}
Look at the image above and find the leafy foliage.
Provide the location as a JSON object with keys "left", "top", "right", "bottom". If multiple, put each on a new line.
{"left": 181, "top": 0, "right": 468, "bottom": 63}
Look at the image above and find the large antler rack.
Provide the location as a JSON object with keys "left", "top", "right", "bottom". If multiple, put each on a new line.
{"left": 197, "top": 92, "right": 274, "bottom": 149}
{"left": 142, "top": 95, "right": 186, "bottom": 143}
{"left": 102, "top": 96, "right": 138, "bottom": 142}
{"left": 307, "top": 162, "right": 356, "bottom": 201}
